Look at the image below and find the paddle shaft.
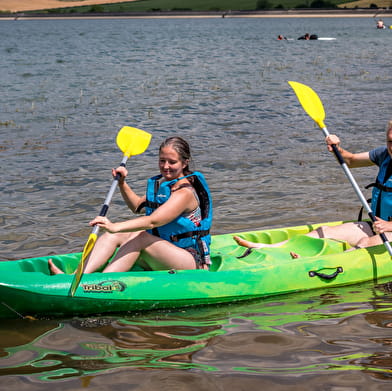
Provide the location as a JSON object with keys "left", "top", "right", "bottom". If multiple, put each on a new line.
{"left": 321, "top": 125, "right": 392, "bottom": 256}
{"left": 68, "top": 156, "right": 129, "bottom": 297}
{"left": 91, "top": 156, "right": 128, "bottom": 237}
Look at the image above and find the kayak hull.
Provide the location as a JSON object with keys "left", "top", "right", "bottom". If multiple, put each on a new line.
{"left": 1, "top": 220, "right": 391, "bottom": 319}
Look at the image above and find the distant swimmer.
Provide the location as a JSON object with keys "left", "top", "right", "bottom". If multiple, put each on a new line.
{"left": 298, "top": 33, "right": 318, "bottom": 40}
{"left": 376, "top": 19, "right": 386, "bottom": 29}
{"left": 277, "top": 34, "right": 287, "bottom": 40}
{"left": 298, "top": 33, "right": 310, "bottom": 40}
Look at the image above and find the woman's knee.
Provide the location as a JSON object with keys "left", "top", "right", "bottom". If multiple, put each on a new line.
{"left": 133, "top": 230, "right": 161, "bottom": 248}
{"left": 102, "top": 231, "right": 134, "bottom": 247}
{"left": 99, "top": 232, "right": 120, "bottom": 245}
{"left": 355, "top": 235, "right": 381, "bottom": 249}
{"left": 310, "top": 226, "right": 329, "bottom": 238}
{"left": 355, "top": 237, "right": 369, "bottom": 248}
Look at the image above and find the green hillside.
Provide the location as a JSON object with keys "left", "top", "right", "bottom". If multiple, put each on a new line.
{"left": 29, "top": 0, "right": 341, "bottom": 14}
{"left": 339, "top": 0, "right": 391, "bottom": 7}
{"left": 27, "top": 0, "right": 392, "bottom": 14}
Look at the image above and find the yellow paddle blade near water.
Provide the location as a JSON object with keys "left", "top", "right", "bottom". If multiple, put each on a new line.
{"left": 117, "top": 126, "right": 152, "bottom": 157}
{"left": 68, "top": 126, "right": 152, "bottom": 297}
{"left": 80, "top": 233, "right": 97, "bottom": 265}
{"left": 68, "top": 233, "right": 97, "bottom": 296}
{"left": 288, "top": 81, "right": 326, "bottom": 129}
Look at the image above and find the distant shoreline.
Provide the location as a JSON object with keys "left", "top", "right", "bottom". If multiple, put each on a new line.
{"left": 1, "top": 9, "right": 392, "bottom": 20}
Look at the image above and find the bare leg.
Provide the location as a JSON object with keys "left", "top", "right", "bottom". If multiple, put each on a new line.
{"left": 355, "top": 231, "right": 392, "bottom": 249}
{"left": 48, "top": 231, "right": 129, "bottom": 275}
{"left": 83, "top": 231, "right": 133, "bottom": 273}
{"left": 311, "top": 222, "right": 374, "bottom": 247}
{"left": 49, "top": 230, "right": 194, "bottom": 274}
{"left": 48, "top": 259, "right": 65, "bottom": 274}
{"left": 103, "top": 231, "right": 196, "bottom": 272}
{"left": 233, "top": 235, "right": 289, "bottom": 249}
{"left": 233, "top": 222, "right": 374, "bottom": 251}
{"left": 49, "top": 230, "right": 197, "bottom": 275}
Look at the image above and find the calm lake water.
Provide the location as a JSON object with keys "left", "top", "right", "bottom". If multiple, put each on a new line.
{"left": 1, "top": 15, "right": 392, "bottom": 390}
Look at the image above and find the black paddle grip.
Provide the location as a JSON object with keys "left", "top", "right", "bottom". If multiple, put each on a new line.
{"left": 115, "top": 162, "right": 127, "bottom": 182}
{"left": 99, "top": 204, "right": 109, "bottom": 217}
{"left": 332, "top": 144, "right": 345, "bottom": 165}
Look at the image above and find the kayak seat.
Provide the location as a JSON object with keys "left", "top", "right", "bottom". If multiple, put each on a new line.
{"left": 214, "top": 235, "right": 350, "bottom": 271}
{"left": 209, "top": 254, "right": 223, "bottom": 271}
{"left": 263, "top": 235, "right": 350, "bottom": 259}
{"left": 7, "top": 257, "right": 60, "bottom": 273}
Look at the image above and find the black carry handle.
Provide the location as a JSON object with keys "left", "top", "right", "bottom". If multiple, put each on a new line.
{"left": 309, "top": 266, "right": 343, "bottom": 280}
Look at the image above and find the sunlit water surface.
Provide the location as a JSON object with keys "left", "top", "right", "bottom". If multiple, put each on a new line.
{"left": 1, "top": 16, "right": 392, "bottom": 390}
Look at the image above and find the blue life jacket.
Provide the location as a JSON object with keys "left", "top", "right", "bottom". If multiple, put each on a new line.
{"left": 369, "top": 155, "right": 392, "bottom": 221}
{"left": 143, "top": 171, "right": 213, "bottom": 265}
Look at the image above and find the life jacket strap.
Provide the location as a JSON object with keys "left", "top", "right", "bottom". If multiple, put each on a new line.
{"left": 363, "top": 182, "right": 392, "bottom": 221}
{"left": 170, "top": 230, "right": 211, "bottom": 267}
{"left": 366, "top": 182, "right": 392, "bottom": 192}
{"left": 170, "top": 229, "right": 210, "bottom": 242}
{"left": 196, "top": 237, "right": 211, "bottom": 267}
{"left": 136, "top": 200, "right": 161, "bottom": 213}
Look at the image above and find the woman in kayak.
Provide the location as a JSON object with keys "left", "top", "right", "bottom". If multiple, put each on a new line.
{"left": 234, "top": 120, "right": 392, "bottom": 253}
{"left": 49, "top": 136, "right": 213, "bottom": 274}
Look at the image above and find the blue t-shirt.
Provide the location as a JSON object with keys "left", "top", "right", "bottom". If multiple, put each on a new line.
{"left": 369, "top": 146, "right": 389, "bottom": 167}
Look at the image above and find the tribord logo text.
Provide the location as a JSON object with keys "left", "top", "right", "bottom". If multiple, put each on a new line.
{"left": 81, "top": 280, "right": 126, "bottom": 293}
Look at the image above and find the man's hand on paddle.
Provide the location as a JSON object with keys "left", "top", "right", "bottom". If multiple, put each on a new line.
{"left": 373, "top": 216, "right": 392, "bottom": 235}
{"left": 325, "top": 134, "right": 340, "bottom": 152}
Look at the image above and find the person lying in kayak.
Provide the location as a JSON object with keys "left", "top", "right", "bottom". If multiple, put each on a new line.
{"left": 49, "top": 136, "right": 213, "bottom": 274}
{"left": 297, "top": 33, "right": 318, "bottom": 40}
{"left": 234, "top": 120, "right": 392, "bottom": 253}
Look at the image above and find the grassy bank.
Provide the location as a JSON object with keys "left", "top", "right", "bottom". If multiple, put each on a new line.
{"left": 3, "top": 0, "right": 389, "bottom": 15}
{"left": 26, "top": 0, "right": 355, "bottom": 14}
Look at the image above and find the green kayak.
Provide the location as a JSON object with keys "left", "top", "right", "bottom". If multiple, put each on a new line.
{"left": 1, "top": 220, "right": 391, "bottom": 319}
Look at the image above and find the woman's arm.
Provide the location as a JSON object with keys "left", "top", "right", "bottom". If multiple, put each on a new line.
{"left": 90, "top": 186, "right": 197, "bottom": 233}
{"left": 114, "top": 167, "right": 145, "bottom": 213}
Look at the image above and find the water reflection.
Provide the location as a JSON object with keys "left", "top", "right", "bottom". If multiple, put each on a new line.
{"left": 1, "top": 16, "right": 392, "bottom": 390}
{"left": 2, "top": 18, "right": 392, "bottom": 260}
{"left": 1, "top": 282, "right": 392, "bottom": 384}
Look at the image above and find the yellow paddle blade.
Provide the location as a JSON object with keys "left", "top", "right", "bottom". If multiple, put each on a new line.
{"left": 68, "top": 233, "right": 97, "bottom": 297}
{"left": 288, "top": 81, "right": 326, "bottom": 129}
{"left": 116, "top": 126, "right": 152, "bottom": 158}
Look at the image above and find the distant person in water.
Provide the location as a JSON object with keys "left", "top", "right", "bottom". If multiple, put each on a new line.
{"left": 376, "top": 19, "right": 386, "bottom": 29}
{"left": 277, "top": 34, "right": 287, "bottom": 40}
{"left": 297, "top": 33, "right": 318, "bottom": 40}
{"left": 233, "top": 120, "right": 392, "bottom": 255}
{"left": 298, "top": 33, "right": 310, "bottom": 40}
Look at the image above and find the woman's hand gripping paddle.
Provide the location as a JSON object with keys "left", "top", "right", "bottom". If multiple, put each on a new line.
{"left": 69, "top": 126, "right": 152, "bottom": 297}
{"left": 288, "top": 81, "right": 392, "bottom": 257}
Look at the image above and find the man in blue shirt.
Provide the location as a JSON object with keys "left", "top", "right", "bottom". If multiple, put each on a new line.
{"left": 234, "top": 120, "right": 392, "bottom": 251}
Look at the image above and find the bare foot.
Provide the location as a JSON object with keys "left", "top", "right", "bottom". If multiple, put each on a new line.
{"left": 233, "top": 236, "right": 264, "bottom": 249}
{"left": 48, "top": 258, "right": 65, "bottom": 275}
{"left": 290, "top": 252, "right": 300, "bottom": 259}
